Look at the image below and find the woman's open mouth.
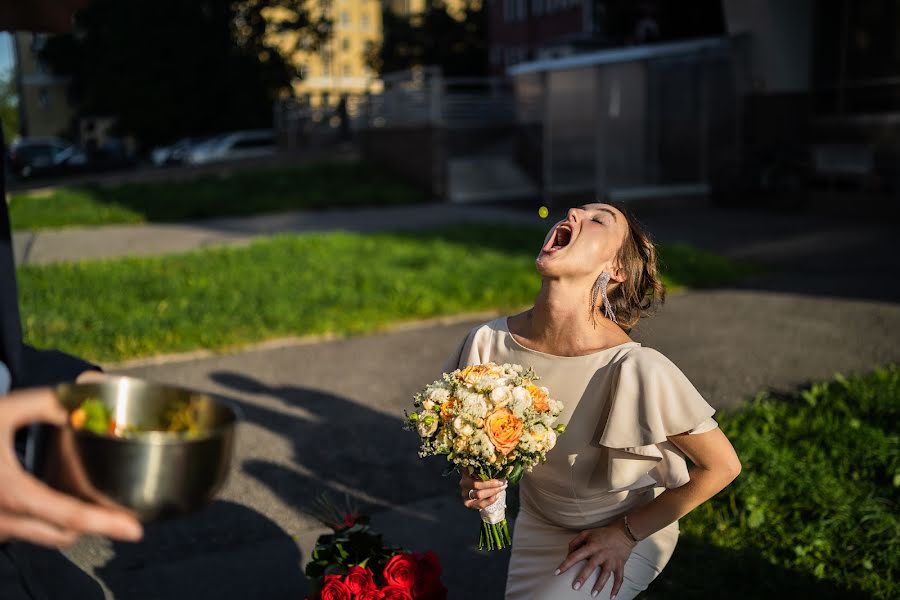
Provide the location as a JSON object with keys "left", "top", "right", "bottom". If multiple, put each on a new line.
{"left": 542, "top": 223, "right": 574, "bottom": 254}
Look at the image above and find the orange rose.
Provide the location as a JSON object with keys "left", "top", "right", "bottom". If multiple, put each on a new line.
{"left": 485, "top": 408, "right": 523, "bottom": 455}
{"left": 457, "top": 364, "right": 503, "bottom": 386}
{"left": 440, "top": 399, "right": 456, "bottom": 421}
{"left": 526, "top": 383, "right": 550, "bottom": 412}
{"left": 457, "top": 365, "right": 489, "bottom": 385}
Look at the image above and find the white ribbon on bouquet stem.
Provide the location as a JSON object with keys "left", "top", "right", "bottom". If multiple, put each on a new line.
{"left": 479, "top": 489, "right": 507, "bottom": 525}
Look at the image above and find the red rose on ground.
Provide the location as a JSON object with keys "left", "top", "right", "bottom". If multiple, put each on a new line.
{"left": 345, "top": 566, "right": 376, "bottom": 595}
{"left": 320, "top": 575, "right": 351, "bottom": 600}
{"left": 356, "top": 590, "right": 384, "bottom": 600}
{"left": 380, "top": 585, "right": 414, "bottom": 600}
{"left": 383, "top": 553, "right": 418, "bottom": 589}
{"left": 414, "top": 551, "right": 447, "bottom": 600}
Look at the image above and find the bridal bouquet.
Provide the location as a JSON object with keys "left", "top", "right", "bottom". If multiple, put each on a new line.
{"left": 408, "top": 363, "right": 565, "bottom": 550}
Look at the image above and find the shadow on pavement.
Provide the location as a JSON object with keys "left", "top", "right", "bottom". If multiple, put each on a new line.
{"left": 96, "top": 500, "right": 305, "bottom": 600}
{"left": 646, "top": 535, "right": 870, "bottom": 600}
{"left": 209, "top": 371, "right": 447, "bottom": 510}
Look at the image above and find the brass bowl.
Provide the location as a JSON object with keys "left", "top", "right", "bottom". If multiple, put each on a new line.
{"left": 42, "top": 377, "right": 238, "bottom": 521}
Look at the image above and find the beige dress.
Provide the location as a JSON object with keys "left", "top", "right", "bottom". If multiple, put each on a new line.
{"left": 444, "top": 317, "right": 718, "bottom": 600}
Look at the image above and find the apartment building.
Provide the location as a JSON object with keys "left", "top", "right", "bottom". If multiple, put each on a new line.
{"left": 13, "top": 32, "right": 74, "bottom": 138}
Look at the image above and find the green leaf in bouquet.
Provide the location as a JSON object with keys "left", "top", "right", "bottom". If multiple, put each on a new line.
{"left": 507, "top": 463, "right": 524, "bottom": 484}
{"left": 335, "top": 543, "right": 349, "bottom": 560}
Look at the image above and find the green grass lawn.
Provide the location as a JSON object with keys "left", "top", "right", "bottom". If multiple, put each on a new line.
{"left": 8, "top": 162, "right": 425, "bottom": 230}
{"left": 646, "top": 367, "right": 899, "bottom": 600}
{"left": 16, "top": 224, "right": 752, "bottom": 363}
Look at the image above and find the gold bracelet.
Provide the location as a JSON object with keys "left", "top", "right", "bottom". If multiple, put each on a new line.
{"left": 623, "top": 515, "right": 639, "bottom": 543}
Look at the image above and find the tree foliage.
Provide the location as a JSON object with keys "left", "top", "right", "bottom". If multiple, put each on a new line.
{"left": 366, "top": 0, "right": 487, "bottom": 77}
{"left": 40, "top": 0, "right": 330, "bottom": 147}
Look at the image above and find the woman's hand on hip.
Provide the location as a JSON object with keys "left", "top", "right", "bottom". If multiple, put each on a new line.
{"left": 458, "top": 471, "right": 506, "bottom": 510}
{"left": 556, "top": 520, "right": 636, "bottom": 598}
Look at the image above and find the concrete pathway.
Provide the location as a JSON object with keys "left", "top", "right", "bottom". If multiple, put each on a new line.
{"left": 12, "top": 204, "right": 536, "bottom": 266}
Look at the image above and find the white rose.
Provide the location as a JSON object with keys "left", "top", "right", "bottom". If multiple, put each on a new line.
{"left": 490, "top": 386, "right": 512, "bottom": 408}
{"left": 417, "top": 417, "right": 438, "bottom": 438}
{"left": 544, "top": 429, "right": 557, "bottom": 450}
{"left": 510, "top": 387, "right": 530, "bottom": 418}
{"left": 422, "top": 399, "right": 435, "bottom": 411}
{"left": 512, "top": 386, "right": 530, "bottom": 402}
{"left": 453, "top": 415, "right": 473, "bottom": 436}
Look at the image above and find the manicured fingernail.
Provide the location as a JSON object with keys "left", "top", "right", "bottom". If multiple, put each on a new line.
{"left": 554, "top": 569, "right": 561, "bottom": 576}
{"left": 573, "top": 581, "right": 582, "bottom": 591}
{"left": 591, "top": 591, "right": 599, "bottom": 598}
{"left": 611, "top": 596, "right": 617, "bottom": 600}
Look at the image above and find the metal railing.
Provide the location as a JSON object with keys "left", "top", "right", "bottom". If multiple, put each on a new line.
{"left": 361, "top": 67, "right": 517, "bottom": 129}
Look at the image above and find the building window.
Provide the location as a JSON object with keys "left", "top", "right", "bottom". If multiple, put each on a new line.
{"left": 340, "top": 11, "right": 350, "bottom": 26}
{"left": 342, "top": 64, "right": 352, "bottom": 77}
{"left": 361, "top": 13, "right": 370, "bottom": 29}
{"left": 38, "top": 88, "right": 50, "bottom": 109}
{"left": 342, "top": 37, "right": 350, "bottom": 51}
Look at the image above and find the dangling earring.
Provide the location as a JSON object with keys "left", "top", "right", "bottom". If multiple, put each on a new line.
{"left": 590, "top": 271, "right": 617, "bottom": 324}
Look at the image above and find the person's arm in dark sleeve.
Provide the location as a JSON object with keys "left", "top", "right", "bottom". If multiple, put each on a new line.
{"left": 17, "top": 344, "right": 101, "bottom": 388}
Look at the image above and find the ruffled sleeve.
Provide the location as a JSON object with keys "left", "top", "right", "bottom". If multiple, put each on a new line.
{"left": 595, "top": 348, "right": 718, "bottom": 491}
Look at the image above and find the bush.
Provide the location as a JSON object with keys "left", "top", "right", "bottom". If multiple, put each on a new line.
{"left": 666, "top": 367, "right": 899, "bottom": 599}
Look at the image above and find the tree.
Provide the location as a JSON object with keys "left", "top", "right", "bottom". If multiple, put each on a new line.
{"left": 0, "top": 68, "right": 18, "bottom": 144}
{"left": 366, "top": 0, "right": 488, "bottom": 77}
{"left": 40, "top": 0, "right": 330, "bottom": 148}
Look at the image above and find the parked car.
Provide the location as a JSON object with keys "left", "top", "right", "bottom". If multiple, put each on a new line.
{"left": 150, "top": 137, "right": 200, "bottom": 167}
{"left": 27, "top": 140, "right": 137, "bottom": 179}
{"left": 7, "top": 137, "right": 71, "bottom": 178}
{"left": 185, "top": 130, "right": 276, "bottom": 165}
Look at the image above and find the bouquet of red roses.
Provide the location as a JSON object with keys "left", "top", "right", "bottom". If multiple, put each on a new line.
{"left": 313, "top": 553, "right": 445, "bottom": 600}
{"left": 304, "top": 495, "right": 447, "bottom": 600}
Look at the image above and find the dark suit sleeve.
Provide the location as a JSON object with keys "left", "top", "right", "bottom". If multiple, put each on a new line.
{"left": 17, "top": 344, "right": 101, "bottom": 388}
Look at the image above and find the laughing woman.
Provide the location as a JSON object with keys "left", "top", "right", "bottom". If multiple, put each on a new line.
{"left": 445, "top": 204, "right": 741, "bottom": 600}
